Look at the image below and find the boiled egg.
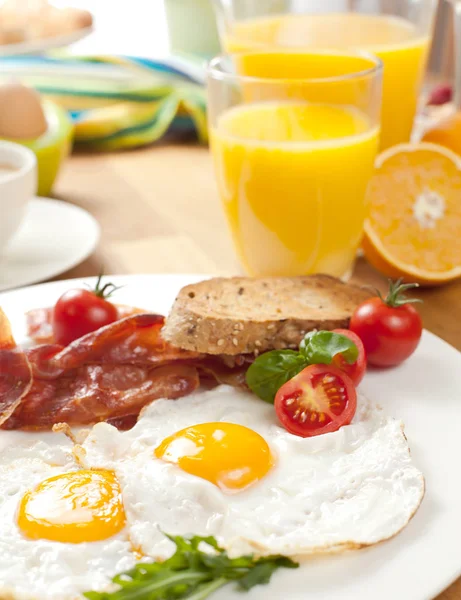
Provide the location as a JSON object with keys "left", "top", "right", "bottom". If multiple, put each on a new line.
{"left": 0, "top": 82, "right": 47, "bottom": 139}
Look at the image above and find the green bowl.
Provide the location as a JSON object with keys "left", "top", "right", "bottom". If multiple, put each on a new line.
{"left": 0, "top": 100, "right": 74, "bottom": 197}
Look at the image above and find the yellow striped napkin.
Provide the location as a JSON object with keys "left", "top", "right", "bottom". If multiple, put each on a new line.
{"left": 0, "top": 54, "right": 208, "bottom": 150}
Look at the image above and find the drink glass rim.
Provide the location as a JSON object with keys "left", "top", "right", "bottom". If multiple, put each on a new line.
{"left": 208, "top": 50, "right": 383, "bottom": 84}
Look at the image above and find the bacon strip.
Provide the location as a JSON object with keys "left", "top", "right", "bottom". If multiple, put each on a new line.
{"left": 0, "top": 308, "right": 33, "bottom": 424}
{"left": 0, "top": 314, "right": 202, "bottom": 430}
{"left": 198, "top": 355, "right": 252, "bottom": 388}
{"left": 4, "top": 364, "right": 199, "bottom": 430}
{"left": 0, "top": 310, "right": 251, "bottom": 430}
{"left": 27, "top": 313, "right": 200, "bottom": 377}
{"left": 0, "top": 349, "right": 33, "bottom": 425}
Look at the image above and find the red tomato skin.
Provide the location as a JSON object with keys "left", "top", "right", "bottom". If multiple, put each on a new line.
{"left": 349, "top": 298, "right": 422, "bottom": 367}
{"left": 274, "top": 364, "right": 357, "bottom": 438}
{"left": 52, "top": 289, "right": 118, "bottom": 346}
{"left": 332, "top": 328, "right": 367, "bottom": 385}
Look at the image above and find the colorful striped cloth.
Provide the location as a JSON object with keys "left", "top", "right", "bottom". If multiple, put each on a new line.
{"left": 0, "top": 54, "right": 208, "bottom": 150}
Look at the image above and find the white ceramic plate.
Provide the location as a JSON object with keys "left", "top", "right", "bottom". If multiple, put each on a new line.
{"left": 0, "top": 26, "right": 92, "bottom": 57}
{"left": 0, "top": 197, "right": 100, "bottom": 292}
{"left": 0, "top": 274, "right": 460, "bottom": 600}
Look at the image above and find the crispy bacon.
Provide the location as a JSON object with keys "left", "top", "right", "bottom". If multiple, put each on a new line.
{"left": 0, "top": 310, "right": 252, "bottom": 431}
{"left": 26, "top": 305, "right": 145, "bottom": 345}
{"left": 28, "top": 314, "right": 200, "bottom": 375}
{"left": 198, "top": 355, "right": 252, "bottom": 388}
{"left": 4, "top": 364, "right": 199, "bottom": 430}
{"left": 0, "top": 349, "right": 33, "bottom": 424}
{"left": 0, "top": 308, "right": 33, "bottom": 424}
{"left": 0, "top": 313, "right": 202, "bottom": 430}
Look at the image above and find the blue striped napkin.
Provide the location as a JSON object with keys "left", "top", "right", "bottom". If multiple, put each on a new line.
{"left": 0, "top": 53, "right": 208, "bottom": 150}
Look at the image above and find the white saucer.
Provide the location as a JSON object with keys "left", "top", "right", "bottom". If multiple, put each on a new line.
{"left": 0, "top": 197, "right": 100, "bottom": 292}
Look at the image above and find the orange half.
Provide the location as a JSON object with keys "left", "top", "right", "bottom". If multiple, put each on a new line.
{"left": 363, "top": 142, "right": 461, "bottom": 285}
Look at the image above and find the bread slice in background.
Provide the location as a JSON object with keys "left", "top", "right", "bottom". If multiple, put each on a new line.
{"left": 162, "top": 275, "right": 370, "bottom": 356}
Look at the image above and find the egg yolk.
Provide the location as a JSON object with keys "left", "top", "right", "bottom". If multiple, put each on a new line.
{"left": 155, "top": 422, "right": 274, "bottom": 492}
{"left": 17, "top": 470, "right": 126, "bottom": 543}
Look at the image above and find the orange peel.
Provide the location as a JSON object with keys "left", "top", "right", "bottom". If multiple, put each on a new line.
{"left": 363, "top": 142, "right": 461, "bottom": 285}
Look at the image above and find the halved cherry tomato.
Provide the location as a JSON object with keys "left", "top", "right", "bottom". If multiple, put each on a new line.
{"left": 52, "top": 276, "right": 119, "bottom": 346}
{"left": 274, "top": 364, "right": 357, "bottom": 438}
{"left": 332, "top": 328, "right": 367, "bottom": 386}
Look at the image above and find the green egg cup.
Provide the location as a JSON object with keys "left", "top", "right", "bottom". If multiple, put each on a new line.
{"left": 0, "top": 101, "right": 74, "bottom": 197}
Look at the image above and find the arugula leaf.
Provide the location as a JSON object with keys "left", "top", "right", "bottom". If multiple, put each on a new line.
{"left": 300, "top": 331, "right": 358, "bottom": 366}
{"left": 246, "top": 350, "right": 308, "bottom": 403}
{"left": 83, "top": 534, "right": 298, "bottom": 600}
{"left": 237, "top": 557, "right": 297, "bottom": 590}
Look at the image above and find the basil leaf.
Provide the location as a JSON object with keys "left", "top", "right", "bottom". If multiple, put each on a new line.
{"left": 300, "top": 331, "right": 358, "bottom": 365}
{"left": 246, "top": 350, "right": 308, "bottom": 403}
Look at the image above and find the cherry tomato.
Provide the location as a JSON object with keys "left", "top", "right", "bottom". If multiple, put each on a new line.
{"left": 349, "top": 280, "right": 422, "bottom": 368}
{"left": 274, "top": 364, "right": 357, "bottom": 438}
{"left": 332, "top": 328, "right": 367, "bottom": 386}
{"left": 52, "top": 277, "right": 119, "bottom": 346}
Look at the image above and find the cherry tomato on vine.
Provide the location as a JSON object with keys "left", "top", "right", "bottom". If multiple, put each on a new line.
{"left": 350, "top": 279, "right": 422, "bottom": 368}
{"left": 52, "top": 275, "right": 120, "bottom": 346}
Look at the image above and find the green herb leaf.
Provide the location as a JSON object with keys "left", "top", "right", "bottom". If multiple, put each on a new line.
{"left": 83, "top": 534, "right": 298, "bottom": 600}
{"left": 246, "top": 350, "right": 308, "bottom": 403}
{"left": 300, "top": 331, "right": 358, "bottom": 365}
{"left": 237, "top": 556, "right": 298, "bottom": 590}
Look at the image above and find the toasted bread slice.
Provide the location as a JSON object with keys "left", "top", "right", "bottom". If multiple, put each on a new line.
{"left": 162, "top": 275, "right": 369, "bottom": 356}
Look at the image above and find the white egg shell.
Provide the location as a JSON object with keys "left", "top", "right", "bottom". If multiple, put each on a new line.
{"left": 0, "top": 440, "right": 136, "bottom": 600}
{"left": 81, "top": 385, "right": 425, "bottom": 560}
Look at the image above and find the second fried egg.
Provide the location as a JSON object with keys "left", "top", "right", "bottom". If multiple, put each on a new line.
{"left": 80, "top": 385, "right": 425, "bottom": 559}
{"left": 0, "top": 441, "right": 136, "bottom": 599}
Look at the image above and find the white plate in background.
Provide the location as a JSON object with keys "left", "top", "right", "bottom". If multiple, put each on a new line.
{"left": 0, "top": 197, "right": 100, "bottom": 292}
{"left": 0, "top": 26, "right": 92, "bottom": 57}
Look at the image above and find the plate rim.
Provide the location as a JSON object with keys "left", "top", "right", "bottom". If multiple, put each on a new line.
{"left": 0, "top": 273, "right": 460, "bottom": 600}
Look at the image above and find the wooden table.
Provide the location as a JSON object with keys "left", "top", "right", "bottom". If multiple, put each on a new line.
{"left": 55, "top": 141, "right": 461, "bottom": 600}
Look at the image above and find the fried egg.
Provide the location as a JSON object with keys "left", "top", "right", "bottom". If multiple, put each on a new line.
{"left": 80, "top": 385, "right": 425, "bottom": 560}
{"left": 0, "top": 441, "right": 136, "bottom": 599}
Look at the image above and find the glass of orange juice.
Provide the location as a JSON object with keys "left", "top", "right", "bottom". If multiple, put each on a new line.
{"left": 207, "top": 51, "right": 382, "bottom": 278}
{"left": 213, "top": 0, "right": 437, "bottom": 150}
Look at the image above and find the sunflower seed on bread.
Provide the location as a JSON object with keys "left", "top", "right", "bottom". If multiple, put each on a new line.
{"left": 162, "top": 275, "right": 369, "bottom": 356}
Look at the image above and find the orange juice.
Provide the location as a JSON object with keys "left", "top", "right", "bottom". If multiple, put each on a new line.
{"left": 211, "top": 102, "right": 379, "bottom": 277}
{"left": 224, "top": 13, "right": 430, "bottom": 150}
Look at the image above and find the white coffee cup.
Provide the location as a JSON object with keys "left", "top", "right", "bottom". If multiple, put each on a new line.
{"left": 0, "top": 141, "right": 37, "bottom": 254}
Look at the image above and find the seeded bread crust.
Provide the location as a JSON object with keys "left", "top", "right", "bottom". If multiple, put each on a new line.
{"left": 162, "top": 275, "right": 370, "bottom": 356}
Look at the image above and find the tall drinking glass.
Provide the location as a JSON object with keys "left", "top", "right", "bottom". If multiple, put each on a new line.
{"left": 214, "top": 0, "right": 437, "bottom": 150}
{"left": 207, "top": 51, "right": 382, "bottom": 278}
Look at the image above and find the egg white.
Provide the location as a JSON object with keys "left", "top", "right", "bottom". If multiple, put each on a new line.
{"left": 0, "top": 440, "right": 136, "bottom": 600}
{"left": 80, "top": 385, "right": 425, "bottom": 560}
